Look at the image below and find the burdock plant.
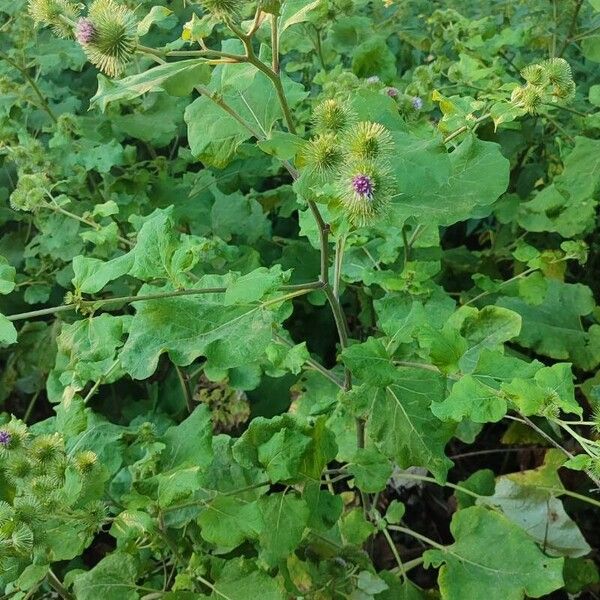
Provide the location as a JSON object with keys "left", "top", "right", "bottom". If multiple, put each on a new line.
{"left": 77, "top": 0, "right": 138, "bottom": 77}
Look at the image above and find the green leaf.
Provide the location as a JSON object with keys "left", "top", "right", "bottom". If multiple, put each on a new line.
{"left": 91, "top": 60, "right": 211, "bottom": 111}
{"left": 72, "top": 254, "right": 133, "bottom": 295}
{"left": 73, "top": 553, "right": 138, "bottom": 600}
{"left": 391, "top": 134, "right": 510, "bottom": 225}
{"left": 224, "top": 266, "right": 289, "bottom": 305}
{"left": 348, "top": 446, "right": 392, "bottom": 493}
{"left": 198, "top": 496, "right": 262, "bottom": 549}
{"left": 0, "top": 255, "right": 15, "bottom": 294}
{"left": 477, "top": 478, "right": 591, "bottom": 558}
{"left": 518, "top": 137, "right": 600, "bottom": 237}
{"left": 0, "top": 313, "right": 17, "bottom": 346}
{"left": 342, "top": 337, "right": 396, "bottom": 387}
{"left": 352, "top": 36, "right": 397, "bottom": 82}
{"left": 279, "top": 0, "right": 320, "bottom": 31}
{"left": 498, "top": 280, "right": 600, "bottom": 370}
{"left": 211, "top": 558, "right": 286, "bottom": 599}
{"left": 137, "top": 6, "right": 174, "bottom": 36}
{"left": 119, "top": 277, "right": 284, "bottom": 379}
{"left": 233, "top": 414, "right": 337, "bottom": 483}
{"left": 340, "top": 508, "right": 376, "bottom": 545}
{"left": 368, "top": 369, "right": 454, "bottom": 481}
{"left": 433, "top": 375, "right": 506, "bottom": 423}
{"left": 424, "top": 506, "right": 564, "bottom": 600}
{"left": 160, "top": 405, "right": 213, "bottom": 470}
{"left": 258, "top": 494, "right": 309, "bottom": 567}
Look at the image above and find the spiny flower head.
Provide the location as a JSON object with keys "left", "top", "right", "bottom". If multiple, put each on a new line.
{"left": 411, "top": 96, "right": 424, "bottom": 110}
{"left": 29, "top": 433, "right": 64, "bottom": 466}
{"left": 521, "top": 63, "right": 548, "bottom": 87}
{"left": 544, "top": 57, "right": 573, "bottom": 88}
{"left": 9, "top": 172, "right": 49, "bottom": 213}
{"left": 511, "top": 84, "right": 544, "bottom": 115}
{"left": 337, "top": 161, "right": 395, "bottom": 226}
{"left": 81, "top": 0, "right": 137, "bottom": 78}
{"left": 302, "top": 133, "right": 346, "bottom": 180}
{"left": 312, "top": 98, "right": 357, "bottom": 135}
{"left": 0, "top": 431, "right": 11, "bottom": 447}
{"left": 386, "top": 87, "right": 399, "bottom": 98}
{"left": 73, "top": 450, "right": 98, "bottom": 475}
{"left": 28, "top": 0, "right": 81, "bottom": 38}
{"left": 346, "top": 121, "right": 394, "bottom": 162}
{"left": 76, "top": 18, "right": 96, "bottom": 44}
{"left": 198, "top": 0, "right": 240, "bottom": 19}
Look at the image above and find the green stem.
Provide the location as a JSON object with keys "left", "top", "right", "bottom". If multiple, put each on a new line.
{"left": 6, "top": 281, "right": 324, "bottom": 322}
{"left": 47, "top": 201, "right": 133, "bottom": 247}
{"left": 381, "top": 526, "right": 405, "bottom": 575}
{"left": 23, "top": 390, "right": 40, "bottom": 423}
{"left": 443, "top": 113, "right": 491, "bottom": 144}
{"left": 558, "top": 0, "right": 584, "bottom": 56}
{"left": 391, "top": 472, "right": 481, "bottom": 500}
{"left": 271, "top": 14, "right": 280, "bottom": 73}
{"left": 175, "top": 364, "right": 195, "bottom": 414}
{"left": 46, "top": 570, "right": 74, "bottom": 600}
{"left": 387, "top": 525, "right": 446, "bottom": 551}
{"left": 0, "top": 50, "right": 57, "bottom": 123}
{"left": 82, "top": 360, "right": 119, "bottom": 403}
{"left": 272, "top": 332, "right": 344, "bottom": 389}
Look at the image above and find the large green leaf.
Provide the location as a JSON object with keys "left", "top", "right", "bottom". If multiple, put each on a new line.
{"left": 119, "top": 276, "right": 290, "bottom": 379}
{"left": 498, "top": 280, "right": 600, "bottom": 371}
{"left": 477, "top": 478, "right": 591, "bottom": 558}
{"left": 368, "top": 369, "right": 454, "bottom": 482}
{"left": 424, "top": 506, "right": 564, "bottom": 600}
{"left": 391, "top": 134, "right": 509, "bottom": 225}
{"left": 73, "top": 553, "right": 138, "bottom": 600}
{"left": 91, "top": 60, "right": 211, "bottom": 111}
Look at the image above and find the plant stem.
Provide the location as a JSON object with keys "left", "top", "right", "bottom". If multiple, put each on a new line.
{"left": 272, "top": 332, "right": 344, "bottom": 389}
{"left": 443, "top": 113, "right": 491, "bottom": 144}
{"left": 271, "top": 14, "right": 280, "bottom": 73}
{"left": 387, "top": 525, "right": 446, "bottom": 551}
{"left": 558, "top": 0, "right": 584, "bottom": 56}
{"left": 381, "top": 526, "right": 405, "bottom": 575}
{"left": 82, "top": 360, "right": 119, "bottom": 403}
{"left": 47, "top": 201, "right": 133, "bottom": 247}
{"left": 0, "top": 50, "right": 57, "bottom": 123}
{"left": 23, "top": 390, "right": 40, "bottom": 423}
{"left": 46, "top": 570, "right": 74, "bottom": 600}
{"left": 6, "top": 281, "right": 324, "bottom": 322}
{"left": 175, "top": 365, "right": 195, "bottom": 413}
{"left": 392, "top": 471, "right": 482, "bottom": 499}
{"left": 333, "top": 234, "right": 346, "bottom": 300}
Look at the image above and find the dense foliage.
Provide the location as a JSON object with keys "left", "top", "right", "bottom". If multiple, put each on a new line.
{"left": 1, "top": 0, "right": 600, "bottom": 597}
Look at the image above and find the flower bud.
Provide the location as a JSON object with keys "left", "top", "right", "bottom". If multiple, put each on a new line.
{"left": 302, "top": 133, "right": 346, "bottom": 180}
{"left": 543, "top": 57, "right": 573, "bottom": 88}
{"left": 312, "top": 98, "right": 357, "bottom": 134}
{"left": 81, "top": 0, "right": 137, "bottom": 77}
{"left": 346, "top": 121, "right": 393, "bottom": 162}
{"left": 520, "top": 63, "right": 547, "bottom": 87}
{"left": 28, "top": 0, "right": 81, "bottom": 38}
{"left": 198, "top": 0, "right": 241, "bottom": 19}
{"left": 337, "top": 160, "right": 395, "bottom": 226}
{"left": 73, "top": 450, "right": 98, "bottom": 475}
{"left": 29, "top": 433, "right": 64, "bottom": 466}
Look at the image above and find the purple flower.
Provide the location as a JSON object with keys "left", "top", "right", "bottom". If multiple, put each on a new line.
{"left": 352, "top": 174, "right": 374, "bottom": 199}
{"left": 0, "top": 430, "right": 11, "bottom": 447}
{"left": 366, "top": 76, "right": 380, "bottom": 85}
{"left": 76, "top": 19, "right": 96, "bottom": 45}
{"left": 411, "top": 96, "right": 423, "bottom": 110}
{"left": 387, "top": 87, "right": 399, "bottom": 98}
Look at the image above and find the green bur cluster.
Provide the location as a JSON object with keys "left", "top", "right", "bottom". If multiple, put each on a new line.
{"left": 511, "top": 58, "right": 576, "bottom": 114}
{"left": 301, "top": 99, "right": 397, "bottom": 226}
{"left": 28, "top": 0, "right": 137, "bottom": 77}
{"left": 0, "top": 419, "right": 105, "bottom": 581}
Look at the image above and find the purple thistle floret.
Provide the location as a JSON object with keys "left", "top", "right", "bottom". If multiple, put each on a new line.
{"left": 387, "top": 87, "right": 399, "bottom": 98}
{"left": 0, "top": 430, "right": 11, "bottom": 447}
{"left": 352, "top": 174, "right": 374, "bottom": 199}
{"left": 411, "top": 96, "right": 424, "bottom": 110}
{"left": 366, "top": 76, "right": 380, "bottom": 85}
{"left": 76, "top": 18, "right": 96, "bottom": 45}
